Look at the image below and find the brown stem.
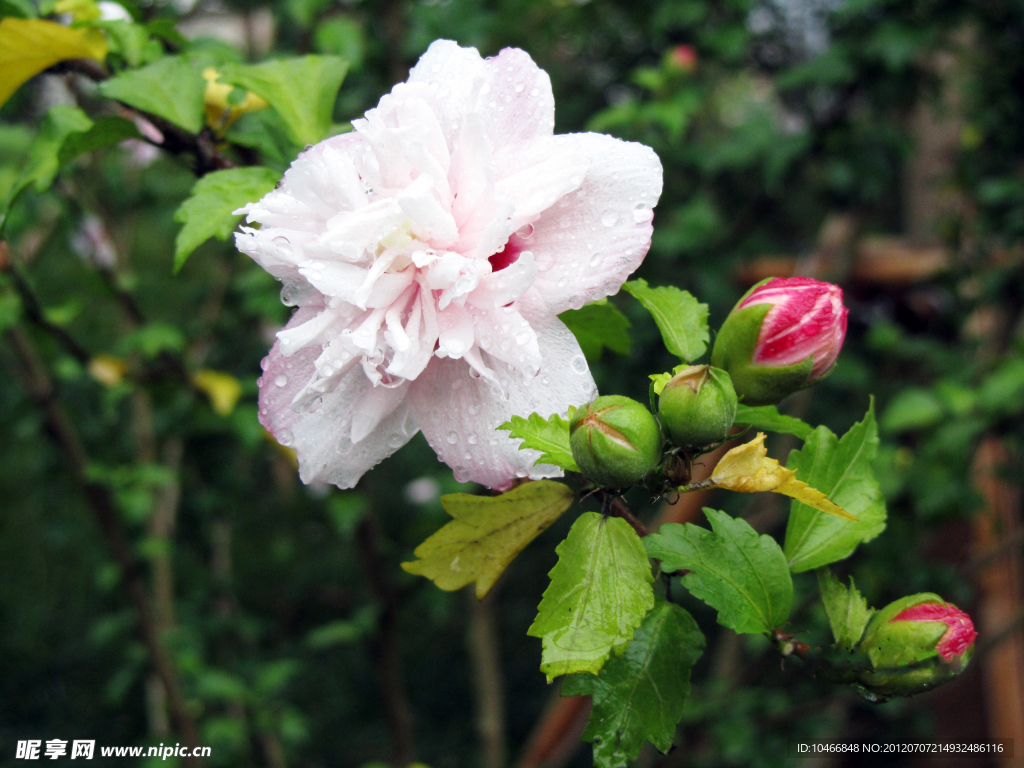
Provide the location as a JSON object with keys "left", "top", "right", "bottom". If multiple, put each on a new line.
{"left": 48, "top": 60, "right": 235, "bottom": 177}
{"left": 355, "top": 512, "right": 414, "bottom": 767}
{"left": 467, "top": 589, "right": 507, "bottom": 768}
{"left": 6, "top": 327, "right": 204, "bottom": 765}
{"left": 608, "top": 497, "right": 648, "bottom": 538}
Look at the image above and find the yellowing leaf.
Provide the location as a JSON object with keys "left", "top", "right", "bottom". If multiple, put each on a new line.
{"left": 87, "top": 354, "right": 128, "bottom": 386}
{"left": 0, "top": 18, "right": 108, "bottom": 108}
{"left": 709, "top": 433, "right": 856, "bottom": 521}
{"left": 192, "top": 369, "right": 242, "bottom": 416}
{"left": 54, "top": 0, "right": 101, "bottom": 21}
{"left": 402, "top": 480, "right": 575, "bottom": 599}
{"left": 203, "top": 68, "right": 268, "bottom": 136}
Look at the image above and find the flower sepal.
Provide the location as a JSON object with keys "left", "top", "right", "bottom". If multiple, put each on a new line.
{"left": 569, "top": 396, "right": 662, "bottom": 489}
{"left": 658, "top": 365, "right": 737, "bottom": 449}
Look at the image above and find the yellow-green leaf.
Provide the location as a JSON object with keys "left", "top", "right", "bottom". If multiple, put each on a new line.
{"left": 707, "top": 433, "right": 856, "bottom": 521}
{"left": 0, "top": 18, "right": 108, "bottom": 108}
{"left": 192, "top": 369, "right": 242, "bottom": 416}
{"left": 401, "top": 480, "right": 574, "bottom": 599}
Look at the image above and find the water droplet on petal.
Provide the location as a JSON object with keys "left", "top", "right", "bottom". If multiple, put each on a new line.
{"left": 601, "top": 211, "right": 618, "bottom": 227}
{"left": 446, "top": 431, "right": 459, "bottom": 445}
{"left": 570, "top": 355, "right": 588, "bottom": 374}
{"left": 274, "top": 375, "right": 288, "bottom": 387}
{"left": 467, "top": 433, "right": 478, "bottom": 445}
{"left": 278, "top": 429, "right": 294, "bottom": 446}
{"left": 514, "top": 83, "right": 524, "bottom": 92}
{"left": 515, "top": 223, "right": 535, "bottom": 240}
{"left": 468, "top": 404, "right": 480, "bottom": 415}
{"left": 515, "top": 332, "right": 531, "bottom": 345}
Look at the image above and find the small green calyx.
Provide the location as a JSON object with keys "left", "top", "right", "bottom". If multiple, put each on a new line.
{"left": 658, "top": 365, "right": 738, "bottom": 449}
{"left": 570, "top": 395, "right": 661, "bottom": 489}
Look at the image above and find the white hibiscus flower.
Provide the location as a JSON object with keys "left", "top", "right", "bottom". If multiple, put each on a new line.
{"left": 236, "top": 39, "right": 663, "bottom": 489}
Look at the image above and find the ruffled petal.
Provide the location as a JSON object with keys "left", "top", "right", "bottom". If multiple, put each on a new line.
{"left": 408, "top": 318, "right": 597, "bottom": 489}
{"left": 523, "top": 132, "right": 663, "bottom": 315}
{"left": 476, "top": 46, "right": 556, "bottom": 165}
{"left": 406, "top": 40, "right": 488, "bottom": 147}
{"left": 259, "top": 312, "right": 419, "bottom": 488}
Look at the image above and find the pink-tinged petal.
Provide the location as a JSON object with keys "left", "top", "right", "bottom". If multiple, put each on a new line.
{"left": 893, "top": 602, "right": 978, "bottom": 662}
{"left": 477, "top": 46, "right": 556, "bottom": 164}
{"left": 471, "top": 305, "right": 542, "bottom": 377}
{"left": 407, "top": 40, "right": 489, "bottom": 147}
{"left": 408, "top": 319, "right": 597, "bottom": 489}
{"left": 350, "top": 380, "right": 411, "bottom": 443}
{"left": 522, "top": 133, "right": 663, "bottom": 314}
{"left": 436, "top": 302, "right": 475, "bottom": 359}
{"left": 494, "top": 150, "right": 590, "bottom": 232}
{"left": 467, "top": 250, "right": 538, "bottom": 309}
{"left": 260, "top": 318, "right": 418, "bottom": 488}
{"left": 449, "top": 113, "right": 496, "bottom": 229}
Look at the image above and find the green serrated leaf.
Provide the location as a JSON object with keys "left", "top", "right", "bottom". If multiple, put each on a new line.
{"left": 528, "top": 512, "right": 654, "bottom": 682}
{"left": 645, "top": 509, "right": 793, "bottom": 634}
{"left": 734, "top": 404, "right": 813, "bottom": 440}
{"left": 99, "top": 55, "right": 206, "bottom": 133}
{"left": 558, "top": 299, "right": 631, "bottom": 361}
{"left": 173, "top": 166, "right": 280, "bottom": 271}
{"left": 816, "top": 567, "right": 874, "bottom": 651}
{"left": 622, "top": 278, "right": 708, "bottom": 362}
{"left": 496, "top": 412, "right": 577, "bottom": 472}
{"left": 562, "top": 600, "right": 704, "bottom": 766}
{"left": 783, "top": 402, "right": 887, "bottom": 573}
{"left": 218, "top": 55, "right": 347, "bottom": 147}
{"left": 401, "top": 480, "right": 574, "bottom": 599}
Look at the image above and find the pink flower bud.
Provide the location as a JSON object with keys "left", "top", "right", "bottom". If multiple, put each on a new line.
{"left": 891, "top": 602, "right": 977, "bottom": 662}
{"left": 711, "top": 276, "right": 848, "bottom": 405}
{"left": 667, "top": 45, "right": 698, "bottom": 72}
{"left": 739, "top": 277, "right": 847, "bottom": 380}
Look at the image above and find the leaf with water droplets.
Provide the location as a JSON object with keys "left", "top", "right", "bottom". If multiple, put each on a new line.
{"left": 401, "top": 480, "right": 575, "bottom": 599}
{"left": 621, "top": 279, "right": 708, "bottom": 362}
{"left": 562, "top": 600, "right": 705, "bottom": 767}
{"left": 173, "top": 166, "right": 280, "bottom": 272}
{"left": 529, "top": 512, "right": 655, "bottom": 681}
{"left": 497, "top": 412, "right": 577, "bottom": 472}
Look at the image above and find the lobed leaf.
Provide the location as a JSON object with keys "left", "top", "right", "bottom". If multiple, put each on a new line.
{"left": 496, "top": 412, "right": 577, "bottom": 472}
{"left": 783, "top": 403, "right": 887, "bottom": 572}
{"left": 816, "top": 567, "right": 874, "bottom": 651}
{"left": 562, "top": 600, "right": 705, "bottom": 767}
{"left": 99, "top": 55, "right": 206, "bottom": 133}
{"left": 217, "top": 55, "right": 347, "bottom": 147}
{"left": 0, "top": 17, "right": 107, "bottom": 108}
{"left": 622, "top": 278, "right": 708, "bottom": 362}
{"left": 708, "top": 433, "right": 855, "bottom": 520}
{"left": 173, "top": 166, "right": 280, "bottom": 271}
{"left": 645, "top": 509, "right": 792, "bottom": 634}
{"left": 558, "top": 299, "right": 631, "bottom": 361}
{"left": 401, "top": 480, "right": 575, "bottom": 599}
{"left": 734, "top": 404, "right": 813, "bottom": 440}
{"left": 528, "top": 512, "right": 654, "bottom": 681}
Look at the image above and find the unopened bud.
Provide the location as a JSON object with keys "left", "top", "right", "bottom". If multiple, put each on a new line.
{"left": 658, "top": 365, "right": 737, "bottom": 448}
{"left": 711, "top": 276, "right": 848, "bottom": 406}
{"left": 570, "top": 396, "right": 661, "bottom": 488}
{"left": 855, "top": 593, "right": 977, "bottom": 698}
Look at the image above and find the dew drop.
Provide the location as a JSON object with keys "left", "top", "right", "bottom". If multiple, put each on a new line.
{"left": 446, "top": 431, "right": 459, "bottom": 445}
{"left": 514, "top": 83, "right": 524, "bottom": 93}
{"left": 388, "top": 434, "right": 405, "bottom": 448}
{"left": 256, "top": 376, "right": 264, "bottom": 386}
{"left": 274, "top": 374, "right": 288, "bottom": 387}
{"left": 278, "top": 429, "right": 294, "bottom": 446}
{"left": 570, "top": 355, "right": 588, "bottom": 374}
{"left": 601, "top": 210, "right": 618, "bottom": 227}
{"left": 530, "top": 87, "right": 539, "bottom": 96}
{"left": 467, "top": 433, "right": 478, "bottom": 445}
{"left": 452, "top": 378, "right": 464, "bottom": 390}
{"left": 468, "top": 404, "right": 480, "bottom": 415}
{"left": 260, "top": 358, "right": 269, "bottom": 371}
{"left": 515, "top": 331, "right": 531, "bottom": 345}
{"left": 515, "top": 223, "right": 535, "bottom": 240}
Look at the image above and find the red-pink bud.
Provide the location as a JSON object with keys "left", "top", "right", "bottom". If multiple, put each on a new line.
{"left": 892, "top": 602, "right": 977, "bottom": 662}
{"left": 668, "top": 45, "right": 698, "bottom": 72}
{"left": 738, "top": 277, "right": 848, "bottom": 381}
{"left": 711, "top": 276, "right": 849, "bottom": 405}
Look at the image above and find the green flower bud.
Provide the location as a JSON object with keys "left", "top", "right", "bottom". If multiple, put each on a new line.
{"left": 658, "top": 365, "right": 737, "bottom": 448}
{"left": 570, "top": 396, "right": 661, "bottom": 488}
{"left": 855, "top": 593, "right": 977, "bottom": 699}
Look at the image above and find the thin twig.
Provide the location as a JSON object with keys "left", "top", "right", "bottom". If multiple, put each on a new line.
{"left": 355, "top": 511, "right": 414, "bottom": 767}
{"left": 6, "top": 326, "right": 204, "bottom": 765}
{"left": 467, "top": 588, "right": 507, "bottom": 768}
